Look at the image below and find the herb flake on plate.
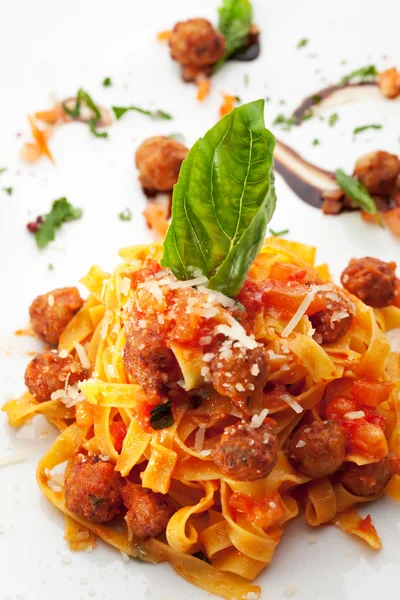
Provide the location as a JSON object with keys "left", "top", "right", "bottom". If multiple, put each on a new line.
{"left": 112, "top": 106, "right": 172, "bottom": 120}
{"left": 297, "top": 38, "right": 309, "bottom": 49}
{"left": 162, "top": 99, "right": 276, "bottom": 298}
{"left": 339, "top": 64, "right": 378, "bottom": 86}
{"left": 273, "top": 113, "right": 296, "bottom": 131}
{"left": 328, "top": 113, "right": 339, "bottom": 127}
{"left": 118, "top": 208, "right": 133, "bottom": 221}
{"left": 32, "top": 197, "right": 83, "bottom": 249}
{"left": 102, "top": 77, "right": 112, "bottom": 87}
{"left": 3, "top": 187, "right": 13, "bottom": 195}
{"left": 269, "top": 228, "right": 289, "bottom": 237}
{"left": 0, "top": 167, "right": 7, "bottom": 175}
{"left": 353, "top": 124, "right": 382, "bottom": 135}
{"left": 63, "top": 88, "right": 108, "bottom": 138}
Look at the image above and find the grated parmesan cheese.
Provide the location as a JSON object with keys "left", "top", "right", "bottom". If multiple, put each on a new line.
{"left": 197, "top": 286, "right": 236, "bottom": 308}
{"left": 284, "top": 585, "right": 297, "bottom": 597}
{"left": 199, "top": 449, "right": 212, "bottom": 457}
{"left": 344, "top": 410, "right": 365, "bottom": 420}
{"left": 296, "top": 440, "right": 306, "bottom": 448}
{"left": 120, "top": 277, "right": 131, "bottom": 296}
{"left": 281, "top": 287, "right": 318, "bottom": 338}
{"left": 74, "top": 341, "right": 91, "bottom": 369}
{"left": 58, "top": 349, "right": 69, "bottom": 359}
{"left": 216, "top": 320, "right": 257, "bottom": 350}
{"left": 194, "top": 426, "right": 206, "bottom": 453}
{"left": 249, "top": 408, "right": 269, "bottom": 429}
{"left": 0, "top": 452, "right": 26, "bottom": 467}
{"left": 281, "top": 394, "right": 303, "bottom": 414}
{"left": 251, "top": 364, "right": 260, "bottom": 376}
{"left": 47, "top": 294, "right": 55, "bottom": 307}
{"left": 166, "top": 275, "right": 208, "bottom": 289}
{"left": 120, "top": 551, "right": 130, "bottom": 563}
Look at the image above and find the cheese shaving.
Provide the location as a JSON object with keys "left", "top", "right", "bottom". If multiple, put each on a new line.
{"left": 281, "top": 287, "right": 318, "bottom": 338}
{"left": 194, "top": 426, "right": 206, "bottom": 453}
{"left": 120, "top": 277, "right": 131, "bottom": 296}
{"left": 249, "top": 408, "right": 269, "bottom": 429}
{"left": 281, "top": 394, "right": 303, "bottom": 414}
{"left": 344, "top": 411, "right": 365, "bottom": 420}
{"left": 74, "top": 341, "right": 91, "bottom": 369}
{"left": 0, "top": 452, "right": 27, "bottom": 467}
{"left": 197, "top": 286, "right": 236, "bottom": 308}
{"left": 216, "top": 315, "right": 257, "bottom": 350}
{"left": 164, "top": 276, "right": 208, "bottom": 289}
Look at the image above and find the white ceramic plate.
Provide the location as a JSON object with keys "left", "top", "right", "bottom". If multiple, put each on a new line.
{"left": 1, "top": 0, "right": 400, "bottom": 598}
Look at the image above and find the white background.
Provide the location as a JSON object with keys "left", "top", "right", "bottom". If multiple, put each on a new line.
{"left": 1, "top": 0, "right": 400, "bottom": 598}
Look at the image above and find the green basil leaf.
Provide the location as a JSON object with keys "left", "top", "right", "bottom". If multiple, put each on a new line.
{"left": 335, "top": 169, "right": 383, "bottom": 226}
{"left": 162, "top": 99, "right": 276, "bottom": 297}
{"left": 216, "top": 0, "right": 252, "bottom": 68}
{"left": 150, "top": 400, "right": 174, "bottom": 430}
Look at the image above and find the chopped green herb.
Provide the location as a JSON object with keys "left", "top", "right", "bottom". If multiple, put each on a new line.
{"left": 150, "top": 400, "right": 174, "bottom": 430}
{"left": 102, "top": 77, "right": 112, "bottom": 87}
{"left": 273, "top": 113, "right": 296, "bottom": 131}
{"left": 312, "top": 138, "right": 320, "bottom": 146}
{"left": 339, "top": 64, "right": 378, "bottom": 86}
{"left": 63, "top": 89, "right": 108, "bottom": 138}
{"left": 301, "top": 110, "right": 313, "bottom": 121}
{"left": 215, "top": 0, "right": 253, "bottom": 69}
{"left": 34, "top": 197, "right": 83, "bottom": 249}
{"left": 48, "top": 263, "right": 54, "bottom": 271}
{"left": 328, "top": 113, "right": 339, "bottom": 127}
{"left": 279, "top": 99, "right": 286, "bottom": 105}
{"left": 311, "top": 94, "right": 322, "bottom": 104}
{"left": 112, "top": 106, "right": 173, "bottom": 120}
{"left": 162, "top": 100, "right": 276, "bottom": 298}
{"left": 340, "top": 59, "right": 347, "bottom": 65}
{"left": 168, "top": 133, "right": 185, "bottom": 142}
{"left": 269, "top": 228, "right": 289, "bottom": 237}
{"left": 3, "top": 187, "right": 13, "bottom": 195}
{"left": 0, "top": 167, "right": 7, "bottom": 175}
{"left": 297, "top": 38, "right": 309, "bottom": 49}
{"left": 335, "top": 169, "right": 382, "bottom": 226}
{"left": 265, "top": 96, "right": 271, "bottom": 102}
{"left": 244, "top": 73, "right": 249, "bottom": 85}
{"left": 118, "top": 208, "right": 132, "bottom": 221}
{"left": 353, "top": 124, "right": 383, "bottom": 135}
{"left": 89, "top": 493, "right": 104, "bottom": 508}
{"left": 192, "top": 552, "right": 212, "bottom": 565}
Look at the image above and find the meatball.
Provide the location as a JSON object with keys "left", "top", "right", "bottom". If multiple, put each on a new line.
{"left": 24, "top": 351, "right": 88, "bottom": 402}
{"left": 378, "top": 68, "right": 400, "bottom": 100}
{"left": 122, "top": 482, "right": 175, "bottom": 538}
{"left": 341, "top": 257, "right": 396, "bottom": 308}
{"left": 123, "top": 328, "right": 181, "bottom": 393}
{"left": 288, "top": 420, "right": 347, "bottom": 478}
{"left": 135, "top": 136, "right": 188, "bottom": 193}
{"left": 29, "top": 287, "right": 83, "bottom": 345}
{"left": 209, "top": 341, "right": 269, "bottom": 409}
{"left": 310, "top": 290, "right": 354, "bottom": 344}
{"left": 353, "top": 151, "right": 400, "bottom": 195}
{"left": 341, "top": 456, "right": 392, "bottom": 496}
{"left": 213, "top": 421, "right": 278, "bottom": 481}
{"left": 65, "top": 454, "right": 123, "bottom": 523}
{"left": 169, "top": 18, "right": 226, "bottom": 67}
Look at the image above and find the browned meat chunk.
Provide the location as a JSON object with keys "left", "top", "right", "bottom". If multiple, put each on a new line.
{"left": 65, "top": 455, "right": 123, "bottom": 523}
{"left": 24, "top": 351, "right": 88, "bottom": 402}
{"left": 135, "top": 136, "right": 188, "bottom": 193}
{"left": 122, "top": 482, "right": 175, "bottom": 538}
{"left": 213, "top": 421, "right": 278, "bottom": 481}
{"left": 310, "top": 289, "right": 354, "bottom": 344}
{"left": 123, "top": 326, "right": 181, "bottom": 393}
{"left": 29, "top": 287, "right": 83, "bottom": 345}
{"left": 169, "top": 18, "right": 225, "bottom": 67}
{"left": 341, "top": 456, "right": 392, "bottom": 496}
{"left": 378, "top": 68, "right": 400, "bottom": 100}
{"left": 289, "top": 420, "right": 347, "bottom": 478}
{"left": 353, "top": 151, "right": 400, "bottom": 195}
{"left": 209, "top": 342, "right": 269, "bottom": 409}
{"left": 341, "top": 257, "right": 396, "bottom": 308}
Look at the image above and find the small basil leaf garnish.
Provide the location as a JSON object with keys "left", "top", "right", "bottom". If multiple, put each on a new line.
{"left": 150, "top": 400, "right": 174, "bottom": 430}
{"left": 335, "top": 169, "right": 383, "bottom": 226}
{"left": 216, "top": 0, "right": 253, "bottom": 68}
{"left": 162, "top": 99, "right": 276, "bottom": 298}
